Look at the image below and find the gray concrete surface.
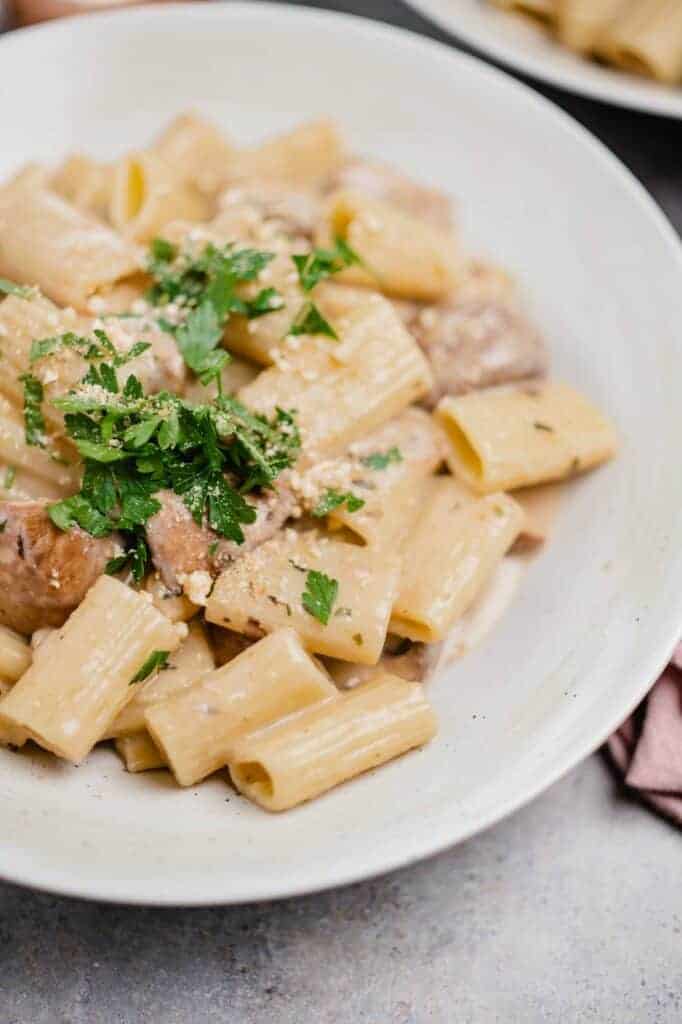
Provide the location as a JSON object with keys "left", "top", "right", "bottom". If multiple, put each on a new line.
{"left": 2, "top": 2, "right": 682, "bottom": 1021}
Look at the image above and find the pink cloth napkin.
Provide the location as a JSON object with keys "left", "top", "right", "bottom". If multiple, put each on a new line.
{"left": 607, "top": 643, "right": 682, "bottom": 824}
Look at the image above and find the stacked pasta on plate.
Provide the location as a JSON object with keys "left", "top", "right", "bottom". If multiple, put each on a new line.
{"left": 491, "top": 0, "right": 682, "bottom": 83}
{"left": 0, "top": 114, "right": 616, "bottom": 811}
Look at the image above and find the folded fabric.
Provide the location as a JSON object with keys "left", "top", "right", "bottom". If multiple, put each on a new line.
{"left": 607, "top": 643, "right": 682, "bottom": 825}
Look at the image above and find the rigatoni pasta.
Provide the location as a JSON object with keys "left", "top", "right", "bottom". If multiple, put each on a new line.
{"left": 239, "top": 294, "right": 434, "bottom": 461}
{"left": 390, "top": 479, "right": 524, "bottom": 643}
{"left": 436, "top": 382, "right": 617, "bottom": 493}
{"left": 146, "top": 628, "right": 337, "bottom": 787}
{"left": 0, "top": 112, "right": 616, "bottom": 816}
{"left": 489, "top": 0, "right": 682, "bottom": 84}
{"left": 0, "top": 166, "right": 140, "bottom": 310}
{"left": 0, "top": 576, "right": 185, "bottom": 762}
{"left": 229, "top": 673, "right": 437, "bottom": 811}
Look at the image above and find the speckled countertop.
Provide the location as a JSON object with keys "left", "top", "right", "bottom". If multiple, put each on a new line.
{"left": 1, "top": 3, "right": 682, "bottom": 1022}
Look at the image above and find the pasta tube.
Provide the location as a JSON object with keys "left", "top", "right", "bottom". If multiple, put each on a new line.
{"left": 555, "top": 0, "right": 625, "bottom": 53}
{"left": 115, "top": 732, "right": 166, "bottom": 773}
{"left": 0, "top": 576, "right": 185, "bottom": 762}
{"left": 153, "top": 112, "right": 234, "bottom": 196}
{"left": 105, "top": 619, "right": 214, "bottom": 738}
{"left": 597, "top": 0, "right": 682, "bottom": 84}
{"left": 229, "top": 673, "right": 437, "bottom": 811}
{"left": 50, "top": 154, "right": 114, "bottom": 220}
{"left": 326, "top": 408, "right": 445, "bottom": 547}
{"left": 239, "top": 294, "right": 434, "bottom": 461}
{"left": 436, "top": 382, "right": 617, "bottom": 493}
{"left": 0, "top": 626, "right": 31, "bottom": 682}
{"left": 0, "top": 166, "right": 141, "bottom": 310}
{"left": 206, "top": 529, "right": 401, "bottom": 665}
{"left": 230, "top": 119, "right": 345, "bottom": 187}
{"left": 110, "top": 151, "right": 209, "bottom": 243}
{"left": 390, "top": 479, "right": 524, "bottom": 643}
{"left": 145, "top": 628, "right": 337, "bottom": 787}
{"left": 316, "top": 190, "right": 459, "bottom": 301}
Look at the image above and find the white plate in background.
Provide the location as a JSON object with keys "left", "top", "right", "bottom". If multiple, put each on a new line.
{"left": 1, "top": 3, "right": 681, "bottom": 905}
{"left": 407, "top": 0, "right": 682, "bottom": 118}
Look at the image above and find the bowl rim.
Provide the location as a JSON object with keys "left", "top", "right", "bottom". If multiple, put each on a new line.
{"left": 1, "top": 1, "right": 681, "bottom": 906}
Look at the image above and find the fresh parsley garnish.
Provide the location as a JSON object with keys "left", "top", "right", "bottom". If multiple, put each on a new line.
{"left": 292, "top": 237, "right": 362, "bottom": 292}
{"left": 289, "top": 301, "right": 337, "bottom": 340}
{"left": 145, "top": 239, "right": 283, "bottom": 390}
{"left": 47, "top": 374, "right": 300, "bottom": 579}
{"left": 0, "top": 278, "right": 33, "bottom": 299}
{"left": 3, "top": 467, "right": 15, "bottom": 490}
{"left": 130, "top": 649, "right": 170, "bottom": 685}
{"left": 29, "top": 330, "right": 150, "bottom": 373}
{"left": 19, "top": 373, "right": 46, "bottom": 448}
{"left": 361, "top": 446, "right": 403, "bottom": 471}
{"left": 312, "top": 489, "right": 365, "bottom": 518}
{"left": 302, "top": 570, "right": 339, "bottom": 626}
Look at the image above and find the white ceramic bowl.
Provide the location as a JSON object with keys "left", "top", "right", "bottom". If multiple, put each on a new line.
{"left": 407, "top": 0, "right": 682, "bottom": 119}
{"left": 1, "top": 3, "right": 681, "bottom": 905}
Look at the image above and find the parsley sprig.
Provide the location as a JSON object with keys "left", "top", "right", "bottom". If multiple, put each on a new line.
{"left": 312, "top": 489, "right": 365, "bottom": 518}
{"left": 130, "top": 649, "right": 170, "bottom": 685}
{"left": 292, "top": 237, "right": 362, "bottom": 293}
{"left": 146, "top": 239, "right": 284, "bottom": 390}
{"left": 47, "top": 370, "right": 300, "bottom": 580}
{"left": 302, "top": 570, "right": 339, "bottom": 625}
{"left": 361, "top": 446, "right": 403, "bottom": 471}
{"left": 287, "top": 237, "right": 362, "bottom": 341}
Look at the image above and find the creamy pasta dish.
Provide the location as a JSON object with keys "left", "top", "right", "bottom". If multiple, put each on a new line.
{"left": 490, "top": 0, "right": 682, "bottom": 84}
{"left": 0, "top": 115, "right": 616, "bottom": 811}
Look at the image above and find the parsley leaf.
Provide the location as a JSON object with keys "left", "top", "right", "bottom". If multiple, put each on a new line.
{"left": 19, "top": 373, "right": 46, "bottom": 447}
{"left": 244, "top": 287, "right": 285, "bottom": 319}
{"left": 48, "top": 495, "right": 112, "bottom": 537}
{"left": 130, "top": 649, "right": 170, "bottom": 685}
{"left": 3, "top": 467, "right": 16, "bottom": 490}
{"left": 289, "top": 301, "right": 337, "bottom": 340}
{"left": 144, "top": 240, "right": 283, "bottom": 388}
{"left": 292, "top": 237, "right": 362, "bottom": 292}
{"left": 361, "top": 446, "right": 403, "bottom": 471}
{"left": 312, "top": 489, "right": 365, "bottom": 518}
{"left": 175, "top": 303, "right": 229, "bottom": 389}
{"left": 302, "top": 570, "right": 339, "bottom": 626}
{"left": 0, "top": 278, "right": 33, "bottom": 299}
{"left": 47, "top": 370, "right": 299, "bottom": 573}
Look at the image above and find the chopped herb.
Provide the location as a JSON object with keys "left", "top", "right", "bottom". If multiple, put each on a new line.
{"left": 288, "top": 558, "right": 308, "bottom": 573}
{"left": 3, "top": 467, "right": 15, "bottom": 490}
{"left": 312, "top": 488, "right": 365, "bottom": 518}
{"left": 352, "top": 632, "right": 364, "bottom": 646}
{"left": 175, "top": 302, "right": 229, "bottom": 389}
{"left": 19, "top": 373, "right": 46, "bottom": 448}
{"left": 30, "top": 330, "right": 149, "bottom": 372}
{"left": 361, "top": 446, "right": 402, "bottom": 471}
{"left": 150, "top": 237, "right": 177, "bottom": 264}
{"left": 130, "top": 649, "right": 170, "bottom": 685}
{"left": 533, "top": 421, "right": 554, "bottom": 432}
{"left": 0, "top": 278, "right": 33, "bottom": 299}
{"left": 289, "top": 301, "right": 337, "bottom": 340}
{"left": 302, "top": 570, "right": 338, "bottom": 626}
{"left": 208, "top": 540, "right": 220, "bottom": 557}
{"left": 47, "top": 373, "right": 299, "bottom": 576}
{"left": 334, "top": 606, "right": 353, "bottom": 618}
{"left": 104, "top": 554, "right": 130, "bottom": 576}
{"left": 292, "top": 236, "right": 362, "bottom": 292}
{"left": 144, "top": 239, "right": 283, "bottom": 388}
{"left": 243, "top": 288, "right": 285, "bottom": 319}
